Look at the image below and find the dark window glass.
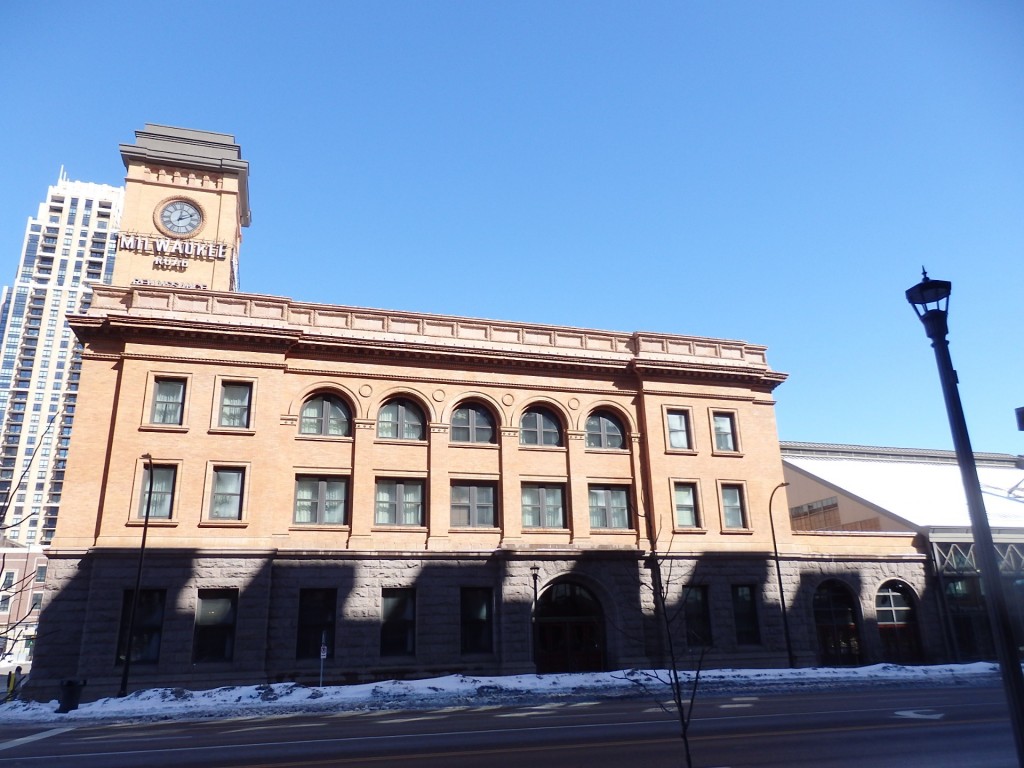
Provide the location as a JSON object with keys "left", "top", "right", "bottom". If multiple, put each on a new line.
{"left": 460, "top": 587, "right": 493, "bottom": 654}
{"left": 451, "top": 483, "right": 496, "bottom": 527}
{"left": 451, "top": 404, "right": 495, "bottom": 443}
{"left": 520, "top": 408, "right": 562, "bottom": 446}
{"left": 684, "top": 586, "right": 712, "bottom": 646}
{"left": 381, "top": 588, "right": 415, "bottom": 656}
{"left": 585, "top": 411, "right": 625, "bottom": 449}
{"left": 193, "top": 588, "right": 238, "bottom": 662}
{"left": 115, "top": 589, "right": 166, "bottom": 665}
{"left": 296, "top": 588, "right": 337, "bottom": 659}
{"left": 731, "top": 585, "right": 760, "bottom": 645}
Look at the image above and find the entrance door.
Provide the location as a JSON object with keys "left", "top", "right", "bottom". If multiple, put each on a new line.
{"left": 814, "top": 580, "right": 862, "bottom": 666}
{"left": 534, "top": 581, "right": 605, "bottom": 673}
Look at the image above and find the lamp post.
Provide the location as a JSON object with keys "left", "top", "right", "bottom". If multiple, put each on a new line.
{"left": 906, "top": 270, "right": 1024, "bottom": 765}
{"left": 118, "top": 453, "right": 155, "bottom": 698}
{"left": 768, "top": 481, "right": 794, "bottom": 667}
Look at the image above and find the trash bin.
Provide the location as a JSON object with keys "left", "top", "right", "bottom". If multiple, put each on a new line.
{"left": 56, "top": 679, "right": 86, "bottom": 713}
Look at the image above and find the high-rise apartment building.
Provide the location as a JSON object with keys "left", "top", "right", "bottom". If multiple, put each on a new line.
{"left": 0, "top": 171, "right": 123, "bottom": 546}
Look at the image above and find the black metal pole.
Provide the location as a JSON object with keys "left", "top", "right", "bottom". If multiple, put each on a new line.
{"left": 918, "top": 308, "right": 1024, "bottom": 765}
{"left": 118, "top": 454, "right": 154, "bottom": 698}
{"left": 768, "top": 481, "right": 795, "bottom": 667}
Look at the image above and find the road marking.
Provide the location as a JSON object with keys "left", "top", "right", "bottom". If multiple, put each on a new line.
{"left": 0, "top": 727, "right": 75, "bottom": 752}
{"left": 894, "top": 709, "right": 944, "bottom": 720}
{"left": 720, "top": 703, "right": 754, "bottom": 709}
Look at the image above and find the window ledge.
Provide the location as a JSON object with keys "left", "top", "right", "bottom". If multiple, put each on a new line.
{"left": 372, "top": 525, "right": 428, "bottom": 532}
{"left": 522, "top": 527, "right": 570, "bottom": 533}
{"left": 665, "top": 449, "right": 698, "bottom": 456}
{"left": 673, "top": 528, "right": 708, "bottom": 534}
{"left": 126, "top": 519, "right": 177, "bottom": 528}
{"left": 288, "top": 525, "right": 350, "bottom": 532}
{"left": 449, "top": 442, "right": 499, "bottom": 450}
{"left": 199, "top": 520, "right": 248, "bottom": 528}
{"left": 590, "top": 528, "right": 636, "bottom": 534}
{"left": 208, "top": 428, "right": 256, "bottom": 436}
{"left": 139, "top": 424, "right": 188, "bottom": 433}
{"left": 721, "top": 528, "right": 754, "bottom": 535}
{"left": 711, "top": 450, "right": 744, "bottom": 458}
{"left": 518, "top": 445, "right": 566, "bottom": 452}
{"left": 449, "top": 527, "right": 501, "bottom": 533}
{"left": 295, "top": 435, "right": 353, "bottom": 443}
{"left": 584, "top": 448, "right": 630, "bottom": 455}
{"left": 374, "top": 438, "right": 428, "bottom": 446}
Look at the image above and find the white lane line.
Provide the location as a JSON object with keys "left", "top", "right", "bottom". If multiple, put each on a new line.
{"left": 0, "top": 727, "right": 75, "bottom": 752}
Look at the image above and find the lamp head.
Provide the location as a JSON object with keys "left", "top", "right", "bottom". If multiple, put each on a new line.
{"left": 906, "top": 268, "right": 951, "bottom": 340}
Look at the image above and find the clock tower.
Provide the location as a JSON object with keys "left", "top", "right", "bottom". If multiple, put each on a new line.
{"left": 111, "top": 124, "right": 251, "bottom": 292}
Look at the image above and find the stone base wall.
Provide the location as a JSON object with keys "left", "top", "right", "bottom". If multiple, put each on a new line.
{"left": 26, "top": 548, "right": 936, "bottom": 703}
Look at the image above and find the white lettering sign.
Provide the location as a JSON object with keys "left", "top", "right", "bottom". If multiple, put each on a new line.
{"left": 118, "top": 232, "right": 231, "bottom": 261}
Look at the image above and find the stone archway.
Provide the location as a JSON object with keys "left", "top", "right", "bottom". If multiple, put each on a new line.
{"left": 533, "top": 580, "right": 605, "bottom": 673}
{"left": 814, "top": 579, "right": 862, "bottom": 666}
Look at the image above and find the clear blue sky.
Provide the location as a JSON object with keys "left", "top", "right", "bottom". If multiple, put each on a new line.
{"left": 2, "top": 2, "right": 1022, "bottom": 454}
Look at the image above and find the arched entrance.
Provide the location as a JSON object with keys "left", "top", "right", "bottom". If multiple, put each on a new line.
{"left": 534, "top": 581, "right": 605, "bottom": 673}
{"left": 814, "top": 579, "right": 862, "bottom": 666}
{"left": 876, "top": 580, "right": 923, "bottom": 663}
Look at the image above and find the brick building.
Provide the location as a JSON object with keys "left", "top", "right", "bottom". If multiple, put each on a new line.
{"left": 27, "top": 126, "right": 937, "bottom": 700}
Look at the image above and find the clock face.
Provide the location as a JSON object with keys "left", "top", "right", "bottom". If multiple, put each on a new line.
{"left": 158, "top": 200, "right": 203, "bottom": 237}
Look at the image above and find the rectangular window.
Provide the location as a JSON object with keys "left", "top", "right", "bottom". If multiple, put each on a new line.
{"left": 712, "top": 412, "right": 738, "bottom": 452}
{"left": 35, "top": 565, "right": 46, "bottom": 583}
{"left": 139, "top": 465, "right": 176, "bottom": 519}
{"left": 731, "top": 585, "right": 761, "bottom": 645}
{"left": 30, "top": 593, "right": 42, "bottom": 611}
{"left": 674, "top": 482, "right": 700, "bottom": 528}
{"left": 721, "top": 484, "right": 748, "bottom": 529}
{"left": 210, "top": 467, "right": 245, "bottom": 520}
{"left": 460, "top": 587, "right": 494, "bottom": 654}
{"left": 588, "top": 485, "right": 630, "bottom": 529}
{"left": 219, "top": 382, "right": 252, "bottom": 428}
{"left": 684, "top": 585, "right": 712, "bottom": 646}
{"left": 294, "top": 476, "right": 348, "bottom": 525}
{"left": 193, "top": 588, "right": 238, "bottom": 663}
{"left": 380, "top": 587, "right": 415, "bottom": 656}
{"left": 450, "top": 482, "right": 496, "bottom": 527}
{"left": 1, "top": 571, "right": 14, "bottom": 590}
{"left": 375, "top": 480, "right": 424, "bottom": 526}
{"left": 296, "top": 588, "right": 336, "bottom": 660}
{"left": 151, "top": 378, "right": 186, "bottom": 425}
{"left": 115, "top": 589, "right": 166, "bottom": 665}
{"left": 521, "top": 484, "right": 566, "bottom": 528}
{"left": 666, "top": 409, "right": 692, "bottom": 450}
{"left": 0, "top": 595, "right": 9, "bottom": 613}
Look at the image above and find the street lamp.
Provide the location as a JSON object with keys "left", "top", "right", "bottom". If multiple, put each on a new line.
{"left": 767, "top": 481, "right": 794, "bottom": 667}
{"left": 906, "top": 270, "right": 1024, "bottom": 766}
{"left": 118, "top": 453, "right": 155, "bottom": 698}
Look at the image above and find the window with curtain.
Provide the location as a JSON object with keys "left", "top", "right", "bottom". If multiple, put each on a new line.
{"left": 293, "top": 476, "right": 347, "bottom": 524}
{"left": 219, "top": 382, "right": 252, "bottom": 428}
{"left": 374, "top": 479, "right": 424, "bottom": 526}
{"left": 721, "top": 484, "right": 747, "bottom": 529}
{"left": 588, "top": 485, "right": 630, "bottom": 528}
{"left": 674, "top": 482, "right": 700, "bottom": 528}
{"left": 666, "top": 409, "right": 691, "bottom": 450}
{"left": 300, "top": 394, "right": 350, "bottom": 436}
{"left": 713, "top": 412, "right": 738, "bottom": 452}
{"left": 151, "top": 378, "right": 186, "bottom": 425}
{"left": 210, "top": 467, "right": 245, "bottom": 520}
{"left": 377, "top": 399, "right": 425, "bottom": 440}
{"left": 139, "top": 465, "right": 176, "bottom": 519}
{"left": 521, "top": 484, "right": 566, "bottom": 528}
{"left": 193, "top": 588, "right": 238, "bottom": 663}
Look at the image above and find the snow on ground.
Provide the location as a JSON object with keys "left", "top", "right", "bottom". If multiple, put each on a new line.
{"left": 0, "top": 663, "right": 1001, "bottom": 724}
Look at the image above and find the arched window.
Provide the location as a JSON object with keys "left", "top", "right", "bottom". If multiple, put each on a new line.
{"left": 585, "top": 410, "right": 625, "bottom": 449}
{"left": 534, "top": 581, "right": 605, "bottom": 674}
{"left": 299, "top": 394, "right": 350, "bottom": 436}
{"left": 377, "top": 398, "right": 425, "bottom": 440}
{"left": 520, "top": 407, "right": 562, "bottom": 446}
{"left": 451, "top": 403, "right": 495, "bottom": 444}
{"left": 876, "top": 580, "right": 922, "bottom": 663}
{"left": 814, "top": 580, "right": 862, "bottom": 666}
